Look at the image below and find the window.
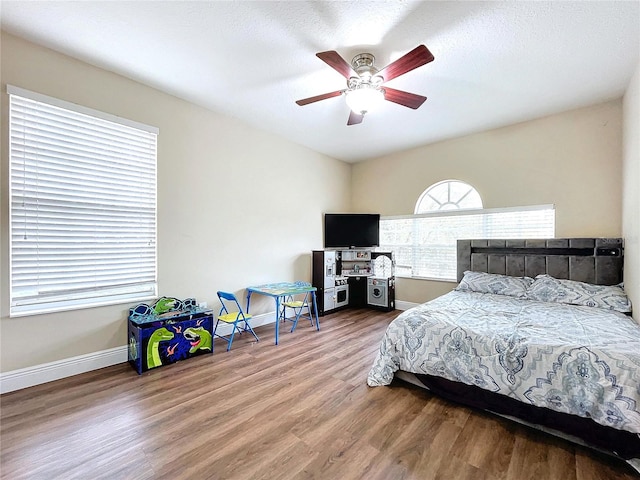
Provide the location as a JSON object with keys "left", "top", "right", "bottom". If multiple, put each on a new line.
{"left": 415, "top": 179, "right": 483, "bottom": 212}
{"left": 8, "top": 85, "right": 158, "bottom": 316}
{"left": 380, "top": 180, "right": 555, "bottom": 281}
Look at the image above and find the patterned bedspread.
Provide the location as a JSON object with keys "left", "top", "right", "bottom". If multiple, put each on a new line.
{"left": 367, "top": 290, "right": 640, "bottom": 434}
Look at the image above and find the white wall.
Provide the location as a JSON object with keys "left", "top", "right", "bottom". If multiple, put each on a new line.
{"left": 0, "top": 32, "right": 351, "bottom": 372}
{"left": 623, "top": 61, "right": 640, "bottom": 318}
{"left": 352, "top": 101, "right": 624, "bottom": 304}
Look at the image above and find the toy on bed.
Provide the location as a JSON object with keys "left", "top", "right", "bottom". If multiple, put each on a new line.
{"left": 367, "top": 238, "right": 640, "bottom": 474}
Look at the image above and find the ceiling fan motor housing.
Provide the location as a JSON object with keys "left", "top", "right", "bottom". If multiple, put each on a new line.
{"left": 351, "top": 53, "right": 377, "bottom": 75}
{"left": 348, "top": 53, "right": 383, "bottom": 90}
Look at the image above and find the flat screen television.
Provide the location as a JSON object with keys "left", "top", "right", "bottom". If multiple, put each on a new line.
{"left": 324, "top": 213, "right": 380, "bottom": 249}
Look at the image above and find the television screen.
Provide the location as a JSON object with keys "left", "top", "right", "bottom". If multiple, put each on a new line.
{"left": 324, "top": 213, "right": 380, "bottom": 248}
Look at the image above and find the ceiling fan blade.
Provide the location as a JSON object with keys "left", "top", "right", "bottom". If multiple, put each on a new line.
{"left": 347, "top": 111, "right": 364, "bottom": 126}
{"left": 383, "top": 87, "right": 427, "bottom": 109}
{"left": 296, "top": 90, "right": 344, "bottom": 106}
{"left": 376, "top": 45, "right": 434, "bottom": 83}
{"left": 316, "top": 51, "right": 358, "bottom": 79}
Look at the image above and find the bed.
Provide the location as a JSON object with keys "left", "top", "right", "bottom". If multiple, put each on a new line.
{"left": 367, "top": 238, "right": 640, "bottom": 473}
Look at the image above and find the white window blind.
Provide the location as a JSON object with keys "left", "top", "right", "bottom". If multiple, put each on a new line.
{"left": 8, "top": 85, "right": 158, "bottom": 316}
{"left": 380, "top": 205, "right": 555, "bottom": 281}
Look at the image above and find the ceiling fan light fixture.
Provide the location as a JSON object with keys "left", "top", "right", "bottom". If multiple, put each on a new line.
{"left": 345, "top": 86, "right": 384, "bottom": 115}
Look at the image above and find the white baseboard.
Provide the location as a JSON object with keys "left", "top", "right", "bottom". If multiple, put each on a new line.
{"left": 0, "top": 311, "right": 277, "bottom": 394}
{"left": 0, "top": 346, "right": 128, "bottom": 394}
{"left": 395, "top": 300, "right": 419, "bottom": 311}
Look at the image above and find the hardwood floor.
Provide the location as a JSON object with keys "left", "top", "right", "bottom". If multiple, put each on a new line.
{"left": 1, "top": 308, "right": 638, "bottom": 479}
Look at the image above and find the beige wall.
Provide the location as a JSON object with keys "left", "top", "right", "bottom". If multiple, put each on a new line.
{"left": 623, "top": 61, "right": 640, "bottom": 319}
{"left": 0, "top": 32, "right": 351, "bottom": 372}
{"left": 352, "top": 101, "right": 624, "bottom": 304}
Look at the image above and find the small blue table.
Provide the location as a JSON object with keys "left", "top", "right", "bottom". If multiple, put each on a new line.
{"left": 246, "top": 282, "right": 319, "bottom": 345}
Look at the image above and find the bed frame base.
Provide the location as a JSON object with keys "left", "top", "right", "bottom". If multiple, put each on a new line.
{"left": 395, "top": 371, "right": 640, "bottom": 474}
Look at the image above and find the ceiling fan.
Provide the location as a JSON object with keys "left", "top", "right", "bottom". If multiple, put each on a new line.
{"left": 296, "top": 45, "right": 434, "bottom": 125}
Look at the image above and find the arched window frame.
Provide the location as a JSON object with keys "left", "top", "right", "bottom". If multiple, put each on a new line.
{"left": 415, "top": 179, "right": 483, "bottom": 213}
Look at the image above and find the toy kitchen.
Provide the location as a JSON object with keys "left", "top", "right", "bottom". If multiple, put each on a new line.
{"left": 312, "top": 249, "right": 395, "bottom": 316}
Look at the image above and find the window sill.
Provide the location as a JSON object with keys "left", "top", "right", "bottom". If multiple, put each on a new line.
{"left": 10, "top": 294, "right": 157, "bottom": 318}
{"left": 395, "top": 274, "right": 458, "bottom": 283}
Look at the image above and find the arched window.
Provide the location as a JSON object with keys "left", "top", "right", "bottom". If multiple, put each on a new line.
{"left": 379, "top": 179, "right": 555, "bottom": 281}
{"left": 415, "top": 180, "right": 482, "bottom": 213}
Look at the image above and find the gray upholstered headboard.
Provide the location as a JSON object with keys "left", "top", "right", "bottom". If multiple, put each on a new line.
{"left": 457, "top": 238, "right": 623, "bottom": 285}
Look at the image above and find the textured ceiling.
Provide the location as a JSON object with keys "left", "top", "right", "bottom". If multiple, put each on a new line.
{"left": 1, "top": 1, "right": 639, "bottom": 163}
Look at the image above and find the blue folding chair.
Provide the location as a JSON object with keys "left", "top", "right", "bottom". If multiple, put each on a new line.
{"left": 215, "top": 291, "right": 259, "bottom": 351}
{"left": 279, "top": 281, "right": 314, "bottom": 333}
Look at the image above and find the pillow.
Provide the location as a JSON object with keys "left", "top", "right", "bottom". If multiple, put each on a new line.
{"left": 455, "top": 271, "right": 533, "bottom": 298}
{"left": 525, "top": 274, "right": 632, "bottom": 313}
